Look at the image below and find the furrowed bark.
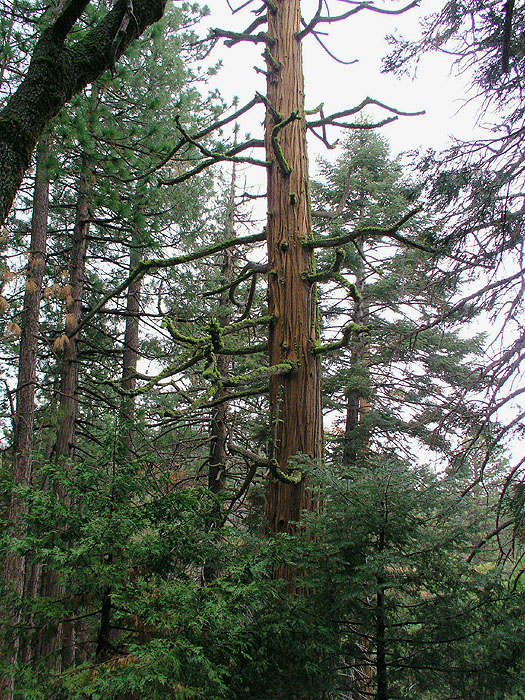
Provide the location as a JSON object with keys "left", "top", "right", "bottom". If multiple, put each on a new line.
{"left": 343, "top": 247, "right": 374, "bottom": 699}
{"left": 0, "top": 0, "right": 167, "bottom": 227}
{"left": 265, "top": 0, "right": 322, "bottom": 539}
{"left": 120, "top": 243, "right": 142, "bottom": 447}
{"left": 1, "top": 138, "right": 50, "bottom": 698}
{"left": 343, "top": 251, "right": 370, "bottom": 466}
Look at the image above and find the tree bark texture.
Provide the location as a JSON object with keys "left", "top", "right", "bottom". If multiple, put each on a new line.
{"left": 203, "top": 190, "right": 235, "bottom": 583}
{"left": 265, "top": 0, "right": 322, "bottom": 537}
{"left": 0, "top": 138, "right": 50, "bottom": 699}
{"left": 208, "top": 165, "right": 236, "bottom": 501}
{"left": 342, "top": 252, "right": 374, "bottom": 700}
{"left": 120, "top": 243, "right": 142, "bottom": 445}
{"left": 55, "top": 153, "right": 91, "bottom": 467}
{"left": 376, "top": 523, "right": 388, "bottom": 700}
{"left": 0, "top": 0, "right": 167, "bottom": 227}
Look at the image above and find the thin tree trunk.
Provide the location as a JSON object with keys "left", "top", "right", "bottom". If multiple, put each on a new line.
{"left": 38, "top": 152, "right": 91, "bottom": 669}
{"left": 343, "top": 252, "right": 369, "bottom": 466}
{"left": 1, "top": 138, "right": 50, "bottom": 697}
{"left": 343, "top": 249, "right": 375, "bottom": 699}
{"left": 96, "top": 239, "right": 142, "bottom": 660}
{"left": 265, "top": 0, "right": 322, "bottom": 540}
{"left": 203, "top": 164, "right": 236, "bottom": 583}
{"left": 120, "top": 243, "right": 142, "bottom": 446}
{"left": 54, "top": 153, "right": 91, "bottom": 467}
{"left": 376, "top": 523, "right": 388, "bottom": 700}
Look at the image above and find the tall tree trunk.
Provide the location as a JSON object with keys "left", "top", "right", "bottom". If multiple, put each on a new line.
{"left": 120, "top": 242, "right": 142, "bottom": 449}
{"left": 96, "top": 238, "right": 142, "bottom": 660}
{"left": 1, "top": 138, "right": 50, "bottom": 698}
{"left": 376, "top": 522, "right": 388, "bottom": 700}
{"left": 342, "top": 250, "right": 374, "bottom": 699}
{"left": 265, "top": 0, "right": 322, "bottom": 538}
{"left": 54, "top": 152, "right": 91, "bottom": 468}
{"left": 37, "top": 152, "right": 91, "bottom": 669}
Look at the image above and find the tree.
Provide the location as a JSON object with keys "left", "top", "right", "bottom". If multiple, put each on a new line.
{"left": 308, "top": 124, "right": 519, "bottom": 700}
{"left": 1, "top": 0, "right": 524, "bottom": 697}
{"left": 384, "top": 0, "right": 525, "bottom": 500}
{"left": 0, "top": 0, "right": 168, "bottom": 226}
{"left": 1, "top": 137, "right": 50, "bottom": 694}
{"left": 263, "top": 0, "right": 323, "bottom": 538}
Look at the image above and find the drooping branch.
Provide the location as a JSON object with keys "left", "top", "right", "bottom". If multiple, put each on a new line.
{"left": 307, "top": 28, "right": 359, "bottom": 65}
{"left": 297, "top": 0, "right": 323, "bottom": 40}
{"left": 307, "top": 97, "right": 425, "bottom": 129}
{"left": 227, "top": 442, "right": 302, "bottom": 484}
{"left": 158, "top": 138, "right": 268, "bottom": 186}
{"left": 126, "top": 95, "right": 265, "bottom": 182}
{"left": 222, "top": 361, "right": 297, "bottom": 387}
{"left": 228, "top": 441, "right": 270, "bottom": 467}
{"left": 466, "top": 519, "right": 514, "bottom": 563}
{"left": 210, "top": 26, "right": 274, "bottom": 47}
{"left": 313, "top": 321, "right": 367, "bottom": 354}
{"left": 219, "top": 14, "right": 269, "bottom": 46}
{"left": 309, "top": 116, "right": 397, "bottom": 148}
{"left": 299, "top": 0, "right": 420, "bottom": 39}
{"left": 305, "top": 248, "right": 346, "bottom": 283}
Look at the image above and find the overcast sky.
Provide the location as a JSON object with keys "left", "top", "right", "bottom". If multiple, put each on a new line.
{"left": 199, "top": 0, "right": 478, "bottom": 163}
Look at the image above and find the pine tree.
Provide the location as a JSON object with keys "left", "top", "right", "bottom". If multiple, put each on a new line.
{"left": 0, "top": 0, "right": 168, "bottom": 225}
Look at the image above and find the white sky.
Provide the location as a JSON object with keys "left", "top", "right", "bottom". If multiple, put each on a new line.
{"left": 200, "top": 0, "right": 477, "bottom": 161}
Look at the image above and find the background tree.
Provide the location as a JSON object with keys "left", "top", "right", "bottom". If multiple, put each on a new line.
{"left": 384, "top": 0, "right": 525, "bottom": 512}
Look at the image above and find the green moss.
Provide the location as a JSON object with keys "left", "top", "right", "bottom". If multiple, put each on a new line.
{"left": 269, "top": 458, "right": 303, "bottom": 484}
{"left": 162, "top": 317, "right": 204, "bottom": 345}
{"left": 226, "top": 361, "right": 297, "bottom": 387}
{"left": 313, "top": 323, "right": 367, "bottom": 354}
{"left": 271, "top": 111, "right": 300, "bottom": 175}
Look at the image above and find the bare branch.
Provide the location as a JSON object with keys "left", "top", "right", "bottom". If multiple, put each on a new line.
{"left": 308, "top": 97, "right": 425, "bottom": 127}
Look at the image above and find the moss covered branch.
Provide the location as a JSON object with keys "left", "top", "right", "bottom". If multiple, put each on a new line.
{"left": 305, "top": 248, "right": 345, "bottom": 283}
{"left": 227, "top": 444, "right": 302, "bottom": 484}
{"left": 303, "top": 208, "right": 429, "bottom": 251}
{"left": 271, "top": 111, "right": 300, "bottom": 175}
{"left": 223, "top": 361, "right": 297, "bottom": 387}
{"left": 73, "top": 231, "right": 267, "bottom": 338}
{"left": 211, "top": 27, "right": 275, "bottom": 47}
{"left": 313, "top": 322, "right": 367, "bottom": 354}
